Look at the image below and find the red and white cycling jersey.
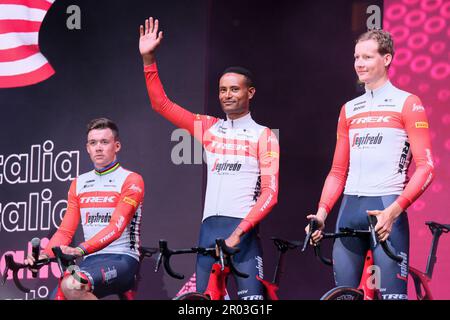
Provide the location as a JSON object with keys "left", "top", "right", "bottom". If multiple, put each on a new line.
{"left": 144, "top": 63, "right": 279, "bottom": 233}
{"left": 319, "top": 81, "right": 434, "bottom": 213}
{"left": 44, "top": 163, "right": 144, "bottom": 261}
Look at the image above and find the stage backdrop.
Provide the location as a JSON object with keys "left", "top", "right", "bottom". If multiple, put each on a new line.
{"left": 1, "top": 0, "right": 448, "bottom": 300}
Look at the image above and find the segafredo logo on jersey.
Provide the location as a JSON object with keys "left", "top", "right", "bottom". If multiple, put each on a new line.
{"left": 84, "top": 212, "right": 112, "bottom": 225}
{"left": 211, "top": 159, "right": 242, "bottom": 173}
{"left": 352, "top": 133, "right": 383, "bottom": 147}
{"left": 80, "top": 196, "right": 116, "bottom": 204}
{"left": 350, "top": 115, "right": 391, "bottom": 125}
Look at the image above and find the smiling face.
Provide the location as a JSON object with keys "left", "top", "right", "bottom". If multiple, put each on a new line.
{"left": 86, "top": 128, "right": 121, "bottom": 169}
{"left": 219, "top": 73, "right": 255, "bottom": 119}
{"left": 354, "top": 39, "right": 392, "bottom": 90}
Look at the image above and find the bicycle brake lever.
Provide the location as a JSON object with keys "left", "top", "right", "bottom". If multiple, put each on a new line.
{"left": 302, "top": 219, "right": 318, "bottom": 252}
{"left": 367, "top": 215, "right": 378, "bottom": 245}
{"left": 154, "top": 252, "right": 163, "bottom": 273}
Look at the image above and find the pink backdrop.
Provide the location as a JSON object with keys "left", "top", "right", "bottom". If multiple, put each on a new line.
{"left": 384, "top": 0, "right": 450, "bottom": 299}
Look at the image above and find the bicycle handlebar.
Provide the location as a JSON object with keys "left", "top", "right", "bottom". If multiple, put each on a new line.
{"left": 154, "top": 238, "right": 249, "bottom": 280}
{"left": 1, "top": 242, "right": 81, "bottom": 293}
{"left": 304, "top": 215, "right": 404, "bottom": 265}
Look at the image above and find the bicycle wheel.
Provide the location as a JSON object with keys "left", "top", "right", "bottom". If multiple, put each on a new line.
{"left": 320, "top": 286, "right": 364, "bottom": 300}
{"left": 174, "top": 292, "right": 211, "bottom": 300}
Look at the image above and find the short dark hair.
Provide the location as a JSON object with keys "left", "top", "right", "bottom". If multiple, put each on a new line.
{"left": 86, "top": 118, "right": 119, "bottom": 140}
{"left": 356, "top": 29, "right": 395, "bottom": 59}
{"left": 222, "top": 66, "right": 254, "bottom": 87}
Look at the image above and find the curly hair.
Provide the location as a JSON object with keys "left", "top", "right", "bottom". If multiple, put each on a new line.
{"left": 356, "top": 29, "right": 395, "bottom": 58}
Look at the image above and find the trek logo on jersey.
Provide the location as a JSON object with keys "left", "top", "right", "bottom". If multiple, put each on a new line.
{"left": 352, "top": 133, "right": 383, "bottom": 147}
{"left": 80, "top": 196, "right": 116, "bottom": 204}
{"left": 412, "top": 104, "right": 425, "bottom": 112}
{"left": 351, "top": 116, "right": 391, "bottom": 125}
{"left": 84, "top": 212, "right": 112, "bottom": 225}
{"left": 212, "top": 159, "right": 242, "bottom": 173}
{"left": 211, "top": 141, "right": 249, "bottom": 152}
{"left": 415, "top": 121, "right": 429, "bottom": 129}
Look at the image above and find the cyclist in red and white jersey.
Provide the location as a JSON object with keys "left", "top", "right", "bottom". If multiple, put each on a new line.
{"left": 306, "top": 30, "right": 434, "bottom": 300}
{"left": 139, "top": 17, "right": 279, "bottom": 300}
{"left": 26, "top": 118, "right": 145, "bottom": 300}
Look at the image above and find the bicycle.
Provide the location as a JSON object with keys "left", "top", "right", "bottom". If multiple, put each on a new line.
{"left": 155, "top": 237, "right": 300, "bottom": 300}
{"left": 407, "top": 221, "right": 449, "bottom": 300}
{"left": 304, "top": 216, "right": 404, "bottom": 300}
{"left": 1, "top": 238, "right": 157, "bottom": 300}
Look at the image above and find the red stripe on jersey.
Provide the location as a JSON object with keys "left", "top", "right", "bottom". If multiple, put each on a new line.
{"left": 0, "top": 44, "right": 39, "bottom": 62}
{"left": 0, "top": 20, "right": 41, "bottom": 34}
{"left": 0, "top": 62, "right": 54, "bottom": 88}
{"left": 0, "top": 0, "right": 52, "bottom": 11}
{"left": 78, "top": 192, "right": 120, "bottom": 208}
{"left": 347, "top": 111, "right": 403, "bottom": 129}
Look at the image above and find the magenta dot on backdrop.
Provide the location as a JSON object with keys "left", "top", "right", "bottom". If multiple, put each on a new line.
{"left": 395, "top": 48, "right": 413, "bottom": 65}
{"left": 405, "top": 10, "right": 427, "bottom": 27}
{"left": 408, "top": 33, "right": 429, "bottom": 49}
{"left": 438, "top": 89, "right": 450, "bottom": 101}
{"left": 424, "top": 16, "right": 446, "bottom": 34}
{"left": 398, "top": 75, "right": 411, "bottom": 86}
{"left": 390, "top": 25, "right": 410, "bottom": 42}
{"left": 412, "top": 200, "right": 426, "bottom": 211}
{"left": 444, "top": 114, "right": 450, "bottom": 125}
{"left": 430, "top": 41, "right": 446, "bottom": 55}
{"left": 410, "top": 55, "right": 432, "bottom": 73}
{"left": 431, "top": 183, "right": 443, "bottom": 193}
{"left": 440, "top": 2, "right": 450, "bottom": 18}
{"left": 430, "top": 62, "right": 450, "bottom": 80}
{"left": 445, "top": 139, "right": 450, "bottom": 150}
{"left": 421, "top": 0, "right": 443, "bottom": 11}
{"left": 418, "top": 83, "right": 430, "bottom": 92}
{"left": 386, "top": 4, "right": 408, "bottom": 19}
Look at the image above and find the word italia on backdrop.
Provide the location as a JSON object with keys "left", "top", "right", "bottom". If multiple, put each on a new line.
{"left": 0, "top": 140, "right": 79, "bottom": 184}
{"left": 0, "top": 140, "right": 80, "bottom": 233}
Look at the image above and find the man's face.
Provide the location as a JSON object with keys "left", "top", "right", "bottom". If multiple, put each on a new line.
{"left": 86, "top": 128, "right": 121, "bottom": 168}
{"left": 219, "top": 73, "right": 255, "bottom": 116}
{"left": 354, "top": 39, "right": 391, "bottom": 86}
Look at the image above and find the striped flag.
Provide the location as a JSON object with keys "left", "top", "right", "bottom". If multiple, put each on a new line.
{"left": 0, "top": 0, "right": 55, "bottom": 88}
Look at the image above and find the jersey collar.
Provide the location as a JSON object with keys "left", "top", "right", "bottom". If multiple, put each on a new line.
{"left": 225, "top": 112, "right": 253, "bottom": 128}
{"left": 365, "top": 80, "right": 393, "bottom": 98}
{"left": 94, "top": 160, "right": 120, "bottom": 176}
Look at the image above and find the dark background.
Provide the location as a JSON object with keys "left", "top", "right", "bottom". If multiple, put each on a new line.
{"left": 0, "top": 0, "right": 382, "bottom": 299}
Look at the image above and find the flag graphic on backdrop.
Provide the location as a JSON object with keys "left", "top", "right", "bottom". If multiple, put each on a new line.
{"left": 0, "top": 0, "right": 55, "bottom": 88}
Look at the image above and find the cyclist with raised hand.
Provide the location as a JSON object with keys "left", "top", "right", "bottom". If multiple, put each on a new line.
{"left": 306, "top": 29, "right": 434, "bottom": 300}
{"left": 139, "top": 17, "right": 279, "bottom": 300}
{"left": 26, "top": 118, "right": 145, "bottom": 300}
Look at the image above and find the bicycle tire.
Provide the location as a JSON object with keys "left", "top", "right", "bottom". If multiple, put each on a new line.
{"left": 174, "top": 292, "right": 211, "bottom": 300}
{"left": 320, "top": 287, "right": 364, "bottom": 300}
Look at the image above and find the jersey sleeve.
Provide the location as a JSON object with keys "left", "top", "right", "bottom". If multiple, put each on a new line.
{"left": 395, "top": 95, "right": 434, "bottom": 210}
{"left": 77, "top": 173, "right": 145, "bottom": 255}
{"left": 43, "top": 179, "right": 80, "bottom": 257}
{"left": 144, "top": 63, "right": 218, "bottom": 142}
{"left": 238, "top": 128, "right": 280, "bottom": 233}
{"left": 318, "top": 105, "right": 350, "bottom": 214}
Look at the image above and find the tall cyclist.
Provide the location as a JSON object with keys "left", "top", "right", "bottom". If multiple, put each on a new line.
{"left": 306, "top": 29, "right": 434, "bottom": 300}
{"left": 139, "top": 17, "right": 279, "bottom": 300}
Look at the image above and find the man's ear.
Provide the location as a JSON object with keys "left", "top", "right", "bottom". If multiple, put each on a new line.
{"left": 384, "top": 54, "right": 393, "bottom": 68}
{"left": 248, "top": 87, "right": 256, "bottom": 100}
{"left": 115, "top": 140, "right": 121, "bottom": 153}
